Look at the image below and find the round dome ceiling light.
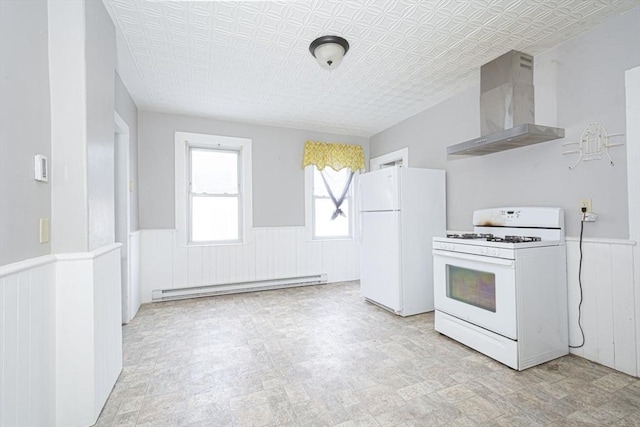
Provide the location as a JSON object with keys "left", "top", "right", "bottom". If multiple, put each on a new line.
{"left": 309, "top": 35, "right": 350, "bottom": 70}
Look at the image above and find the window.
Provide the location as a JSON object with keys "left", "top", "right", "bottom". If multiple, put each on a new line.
{"left": 175, "top": 132, "right": 252, "bottom": 245}
{"left": 189, "top": 148, "right": 240, "bottom": 242}
{"left": 306, "top": 165, "right": 355, "bottom": 240}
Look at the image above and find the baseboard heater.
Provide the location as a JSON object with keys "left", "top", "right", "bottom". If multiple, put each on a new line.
{"left": 151, "top": 274, "right": 328, "bottom": 302}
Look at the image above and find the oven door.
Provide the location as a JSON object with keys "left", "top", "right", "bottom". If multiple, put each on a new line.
{"left": 433, "top": 249, "right": 517, "bottom": 340}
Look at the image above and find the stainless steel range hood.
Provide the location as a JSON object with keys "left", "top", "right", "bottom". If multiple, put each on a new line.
{"left": 448, "top": 50, "right": 564, "bottom": 156}
{"left": 448, "top": 123, "right": 565, "bottom": 156}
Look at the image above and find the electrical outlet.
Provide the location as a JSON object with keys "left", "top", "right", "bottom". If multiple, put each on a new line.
{"left": 579, "top": 198, "right": 592, "bottom": 213}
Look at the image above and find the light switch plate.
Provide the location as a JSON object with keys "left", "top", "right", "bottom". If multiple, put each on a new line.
{"left": 34, "top": 155, "right": 48, "bottom": 182}
{"left": 39, "top": 218, "right": 50, "bottom": 243}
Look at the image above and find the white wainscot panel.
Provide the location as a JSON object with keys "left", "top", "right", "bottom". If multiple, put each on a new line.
{"left": 129, "top": 231, "right": 142, "bottom": 320}
{"left": 92, "top": 246, "right": 124, "bottom": 415}
{"left": 140, "top": 229, "right": 174, "bottom": 303}
{"left": 140, "top": 227, "right": 361, "bottom": 302}
{"left": 0, "top": 258, "right": 56, "bottom": 427}
{"left": 1, "top": 246, "right": 123, "bottom": 427}
{"left": 56, "top": 243, "right": 123, "bottom": 426}
{"left": 566, "top": 238, "right": 637, "bottom": 377}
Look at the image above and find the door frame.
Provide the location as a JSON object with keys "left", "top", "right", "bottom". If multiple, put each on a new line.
{"left": 370, "top": 147, "right": 409, "bottom": 171}
{"left": 625, "top": 66, "right": 640, "bottom": 377}
{"left": 114, "top": 111, "right": 131, "bottom": 323}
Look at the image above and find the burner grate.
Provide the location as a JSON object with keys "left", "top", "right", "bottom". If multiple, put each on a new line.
{"left": 446, "top": 234, "right": 542, "bottom": 243}
{"left": 446, "top": 233, "right": 494, "bottom": 239}
{"left": 508, "top": 235, "right": 541, "bottom": 243}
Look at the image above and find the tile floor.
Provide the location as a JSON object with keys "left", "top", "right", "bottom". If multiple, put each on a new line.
{"left": 95, "top": 281, "right": 640, "bottom": 427}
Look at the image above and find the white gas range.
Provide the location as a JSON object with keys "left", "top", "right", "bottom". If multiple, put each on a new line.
{"left": 432, "top": 207, "right": 568, "bottom": 371}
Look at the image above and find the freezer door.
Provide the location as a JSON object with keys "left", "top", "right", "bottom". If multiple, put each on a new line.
{"left": 359, "top": 167, "right": 400, "bottom": 211}
{"left": 360, "top": 211, "right": 401, "bottom": 312}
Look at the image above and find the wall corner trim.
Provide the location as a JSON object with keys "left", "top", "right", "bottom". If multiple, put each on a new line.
{"left": 1, "top": 243, "right": 124, "bottom": 278}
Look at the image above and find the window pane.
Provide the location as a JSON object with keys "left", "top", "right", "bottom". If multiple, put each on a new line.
{"left": 313, "top": 167, "right": 351, "bottom": 198}
{"left": 191, "top": 149, "right": 238, "bottom": 194}
{"left": 314, "top": 198, "right": 350, "bottom": 237}
{"left": 192, "top": 196, "right": 239, "bottom": 242}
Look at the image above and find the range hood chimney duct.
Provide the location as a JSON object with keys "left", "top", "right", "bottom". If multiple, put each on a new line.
{"left": 448, "top": 50, "right": 564, "bottom": 156}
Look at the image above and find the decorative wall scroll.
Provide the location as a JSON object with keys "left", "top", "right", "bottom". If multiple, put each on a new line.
{"left": 562, "top": 123, "right": 624, "bottom": 169}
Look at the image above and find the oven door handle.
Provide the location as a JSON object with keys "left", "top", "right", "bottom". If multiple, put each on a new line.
{"left": 433, "top": 249, "right": 515, "bottom": 267}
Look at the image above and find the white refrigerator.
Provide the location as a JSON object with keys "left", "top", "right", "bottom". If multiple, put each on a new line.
{"left": 359, "top": 166, "right": 446, "bottom": 316}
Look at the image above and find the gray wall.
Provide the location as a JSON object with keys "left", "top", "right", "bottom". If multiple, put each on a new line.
{"left": 115, "top": 73, "right": 140, "bottom": 232}
{"left": 138, "top": 111, "right": 369, "bottom": 229}
{"left": 49, "top": 0, "right": 117, "bottom": 253}
{"left": 370, "top": 7, "right": 639, "bottom": 239}
{"left": 0, "top": 0, "right": 133, "bottom": 266}
{"left": 86, "top": 0, "right": 116, "bottom": 250}
{"left": 49, "top": 0, "right": 90, "bottom": 253}
{"left": 0, "top": 0, "right": 52, "bottom": 266}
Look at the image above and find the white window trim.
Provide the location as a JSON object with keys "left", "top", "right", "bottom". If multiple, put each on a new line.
{"left": 370, "top": 147, "right": 409, "bottom": 170}
{"left": 304, "top": 165, "right": 359, "bottom": 241}
{"left": 175, "top": 131, "right": 252, "bottom": 246}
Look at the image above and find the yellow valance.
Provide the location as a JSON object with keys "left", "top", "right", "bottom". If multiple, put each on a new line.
{"left": 302, "top": 140, "right": 365, "bottom": 171}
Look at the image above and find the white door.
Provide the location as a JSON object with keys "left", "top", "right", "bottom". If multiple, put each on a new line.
{"left": 360, "top": 211, "right": 401, "bottom": 312}
{"left": 360, "top": 167, "right": 399, "bottom": 212}
{"left": 433, "top": 250, "right": 517, "bottom": 339}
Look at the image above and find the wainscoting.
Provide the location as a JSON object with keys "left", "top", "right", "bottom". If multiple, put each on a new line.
{"left": 140, "top": 227, "right": 360, "bottom": 303}
{"left": 0, "top": 257, "right": 56, "bottom": 427}
{"left": 566, "top": 237, "right": 638, "bottom": 377}
{"left": 127, "top": 230, "right": 142, "bottom": 321}
{"left": 139, "top": 229, "right": 639, "bottom": 377}
{"left": 2, "top": 234, "right": 636, "bottom": 427}
{"left": 0, "top": 244, "right": 123, "bottom": 427}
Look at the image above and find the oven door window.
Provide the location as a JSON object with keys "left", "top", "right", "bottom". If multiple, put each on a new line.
{"left": 446, "top": 265, "right": 496, "bottom": 312}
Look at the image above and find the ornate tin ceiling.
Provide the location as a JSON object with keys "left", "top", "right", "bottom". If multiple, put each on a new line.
{"left": 103, "top": 0, "right": 639, "bottom": 136}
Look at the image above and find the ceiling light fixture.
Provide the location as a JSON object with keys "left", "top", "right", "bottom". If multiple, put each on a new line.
{"left": 309, "top": 35, "right": 350, "bottom": 70}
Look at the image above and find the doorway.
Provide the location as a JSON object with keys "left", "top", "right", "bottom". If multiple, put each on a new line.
{"left": 370, "top": 147, "right": 409, "bottom": 171}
